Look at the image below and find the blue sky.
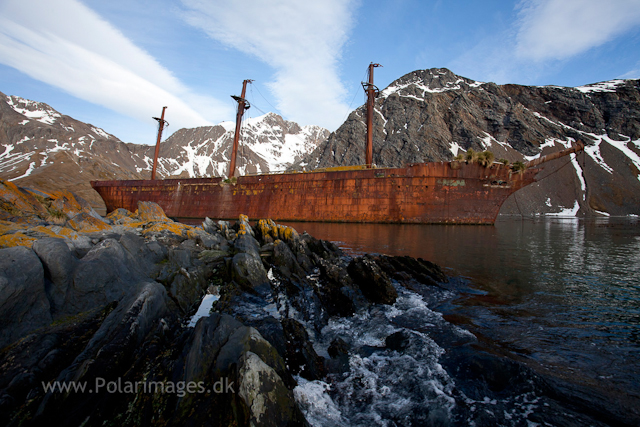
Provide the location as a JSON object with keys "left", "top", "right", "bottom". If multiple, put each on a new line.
{"left": 1, "top": 0, "right": 640, "bottom": 145}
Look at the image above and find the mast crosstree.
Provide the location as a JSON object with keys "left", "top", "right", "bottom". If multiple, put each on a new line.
{"left": 228, "top": 79, "right": 253, "bottom": 178}
{"left": 151, "top": 106, "right": 168, "bottom": 180}
{"left": 362, "top": 63, "right": 382, "bottom": 168}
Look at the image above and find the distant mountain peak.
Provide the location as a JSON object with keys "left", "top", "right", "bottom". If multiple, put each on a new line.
{"left": 152, "top": 112, "right": 330, "bottom": 179}
{"left": 5, "top": 94, "right": 62, "bottom": 126}
{"left": 381, "top": 68, "right": 484, "bottom": 99}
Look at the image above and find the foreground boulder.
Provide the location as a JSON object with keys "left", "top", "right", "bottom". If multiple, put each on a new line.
{"left": 0, "top": 246, "right": 51, "bottom": 348}
{"left": 0, "top": 181, "right": 458, "bottom": 426}
{"left": 347, "top": 255, "right": 397, "bottom": 304}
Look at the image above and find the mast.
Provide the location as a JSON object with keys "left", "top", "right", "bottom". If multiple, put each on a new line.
{"left": 151, "top": 106, "right": 168, "bottom": 180}
{"left": 362, "top": 63, "right": 381, "bottom": 168}
{"left": 228, "top": 79, "right": 253, "bottom": 178}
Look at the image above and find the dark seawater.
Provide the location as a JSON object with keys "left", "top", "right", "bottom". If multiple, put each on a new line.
{"left": 279, "top": 217, "right": 640, "bottom": 426}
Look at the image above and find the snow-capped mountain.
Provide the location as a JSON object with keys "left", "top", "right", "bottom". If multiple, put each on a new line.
{"left": 0, "top": 92, "right": 328, "bottom": 213}
{"left": 146, "top": 112, "right": 329, "bottom": 179}
{"left": 299, "top": 68, "right": 640, "bottom": 217}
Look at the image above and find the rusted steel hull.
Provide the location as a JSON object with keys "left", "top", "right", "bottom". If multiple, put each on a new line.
{"left": 91, "top": 162, "right": 539, "bottom": 224}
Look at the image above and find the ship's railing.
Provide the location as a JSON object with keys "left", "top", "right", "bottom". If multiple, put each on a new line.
{"left": 242, "top": 164, "right": 384, "bottom": 176}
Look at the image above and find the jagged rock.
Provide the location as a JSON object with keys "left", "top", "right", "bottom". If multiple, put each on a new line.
{"left": 272, "top": 239, "right": 305, "bottom": 278}
{"left": 198, "top": 249, "right": 230, "bottom": 264}
{"left": 326, "top": 337, "right": 351, "bottom": 374}
{"left": 202, "top": 216, "right": 216, "bottom": 234}
{"left": 50, "top": 190, "right": 85, "bottom": 219}
{"left": 64, "top": 238, "right": 141, "bottom": 315}
{"left": 0, "top": 303, "right": 116, "bottom": 420}
{"left": 33, "top": 281, "right": 169, "bottom": 425}
{"left": 234, "top": 231, "right": 262, "bottom": 259}
{"left": 0, "top": 180, "right": 50, "bottom": 219}
{"left": 0, "top": 195, "right": 469, "bottom": 427}
{"left": 347, "top": 255, "right": 397, "bottom": 305}
{"left": 281, "top": 318, "right": 325, "bottom": 380}
{"left": 231, "top": 252, "right": 271, "bottom": 295}
{"left": 189, "top": 226, "right": 224, "bottom": 249}
{"left": 328, "top": 337, "right": 350, "bottom": 359}
{"left": 385, "top": 330, "right": 414, "bottom": 351}
{"left": 66, "top": 211, "right": 112, "bottom": 233}
{"left": 0, "top": 246, "right": 51, "bottom": 348}
{"left": 118, "top": 232, "right": 167, "bottom": 277}
{"left": 312, "top": 256, "right": 356, "bottom": 317}
{"left": 136, "top": 200, "right": 169, "bottom": 222}
{"left": 218, "top": 220, "right": 232, "bottom": 240}
{"left": 236, "top": 213, "right": 255, "bottom": 237}
{"left": 376, "top": 255, "right": 448, "bottom": 287}
{"left": 172, "top": 314, "right": 305, "bottom": 426}
{"left": 65, "top": 233, "right": 94, "bottom": 258}
{"left": 32, "top": 237, "right": 77, "bottom": 315}
{"left": 256, "top": 219, "right": 300, "bottom": 245}
{"left": 106, "top": 207, "right": 139, "bottom": 224}
{"left": 246, "top": 316, "right": 288, "bottom": 360}
{"left": 238, "top": 351, "right": 306, "bottom": 427}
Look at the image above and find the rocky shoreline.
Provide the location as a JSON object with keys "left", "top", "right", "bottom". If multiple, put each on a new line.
{"left": 2, "top": 180, "right": 637, "bottom": 426}
{"left": 0, "top": 180, "right": 450, "bottom": 426}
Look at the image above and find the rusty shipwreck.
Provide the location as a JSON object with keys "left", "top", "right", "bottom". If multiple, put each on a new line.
{"left": 91, "top": 64, "right": 583, "bottom": 224}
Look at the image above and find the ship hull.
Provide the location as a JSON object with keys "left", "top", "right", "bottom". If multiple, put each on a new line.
{"left": 91, "top": 162, "right": 538, "bottom": 225}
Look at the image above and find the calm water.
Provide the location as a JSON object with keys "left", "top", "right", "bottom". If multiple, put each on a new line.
{"left": 282, "top": 218, "right": 640, "bottom": 407}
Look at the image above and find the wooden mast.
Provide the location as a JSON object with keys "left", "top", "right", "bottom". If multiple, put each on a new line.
{"left": 151, "top": 106, "right": 168, "bottom": 180}
{"left": 363, "top": 63, "right": 381, "bottom": 168}
{"left": 228, "top": 79, "right": 253, "bottom": 178}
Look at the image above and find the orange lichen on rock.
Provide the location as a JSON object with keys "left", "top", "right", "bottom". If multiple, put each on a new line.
{"left": 276, "top": 224, "right": 299, "bottom": 243}
{"left": 137, "top": 201, "right": 169, "bottom": 222}
{"left": 106, "top": 208, "right": 136, "bottom": 223}
{"left": 256, "top": 218, "right": 299, "bottom": 243}
{"left": 257, "top": 219, "right": 278, "bottom": 240}
{"left": 0, "top": 219, "right": 22, "bottom": 236}
{"left": 142, "top": 221, "right": 191, "bottom": 237}
{"left": 0, "top": 231, "right": 37, "bottom": 248}
{"left": 106, "top": 208, "right": 147, "bottom": 228}
{"left": 27, "top": 225, "right": 66, "bottom": 239}
{"left": 0, "top": 180, "right": 49, "bottom": 218}
{"left": 67, "top": 212, "right": 112, "bottom": 233}
{"left": 50, "top": 190, "right": 86, "bottom": 219}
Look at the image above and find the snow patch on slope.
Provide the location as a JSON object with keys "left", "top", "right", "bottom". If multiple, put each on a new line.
{"left": 6, "top": 95, "right": 61, "bottom": 125}
{"left": 381, "top": 70, "right": 484, "bottom": 100}
{"left": 91, "top": 127, "right": 110, "bottom": 139}
{"left": 575, "top": 80, "right": 626, "bottom": 93}
{"left": 547, "top": 200, "right": 580, "bottom": 217}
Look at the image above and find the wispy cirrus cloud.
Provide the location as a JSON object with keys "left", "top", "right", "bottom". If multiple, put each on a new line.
{"left": 448, "top": 0, "right": 640, "bottom": 85}
{"left": 0, "top": 0, "right": 231, "bottom": 137}
{"left": 515, "top": 0, "right": 640, "bottom": 61}
{"left": 180, "top": 0, "right": 357, "bottom": 129}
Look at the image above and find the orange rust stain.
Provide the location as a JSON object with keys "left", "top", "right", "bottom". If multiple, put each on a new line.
{"left": 91, "top": 163, "right": 537, "bottom": 224}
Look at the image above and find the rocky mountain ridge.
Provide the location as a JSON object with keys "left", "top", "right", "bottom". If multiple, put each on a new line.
{"left": 298, "top": 68, "right": 640, "bottom": 217}
{"left": 3, "top": 66, "right": 640, "bottom": 218}
{"left": 0, "top": 92, "right": 328, "bottom": 213}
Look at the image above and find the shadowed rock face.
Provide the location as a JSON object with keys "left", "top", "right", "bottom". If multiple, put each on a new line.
{"left": 296, "top": 69, "right": 640, "bottom": 217}
{"left": 2, "top": 182, "right": 638, "bottom": 425}
{"left": 1, "top": 182, "right": 465, "bottom": 426}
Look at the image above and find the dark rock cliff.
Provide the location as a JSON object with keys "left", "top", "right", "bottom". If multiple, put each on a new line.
{"left": 297, "top": 68, "right": 640, "bottom": 217}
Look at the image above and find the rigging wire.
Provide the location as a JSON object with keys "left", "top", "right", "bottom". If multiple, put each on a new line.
{"left": 342, "top": 67, "right": 370, "bottom": 124}
{"left": 246, "top": 88, "right": 318, "bottom": 153}
{"left": 251, "top": 84, "right": 282, "bottom": 117}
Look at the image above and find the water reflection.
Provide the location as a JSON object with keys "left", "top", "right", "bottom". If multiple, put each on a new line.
{"left": 281, "top": 217, "right": 640, "bottom": 396}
